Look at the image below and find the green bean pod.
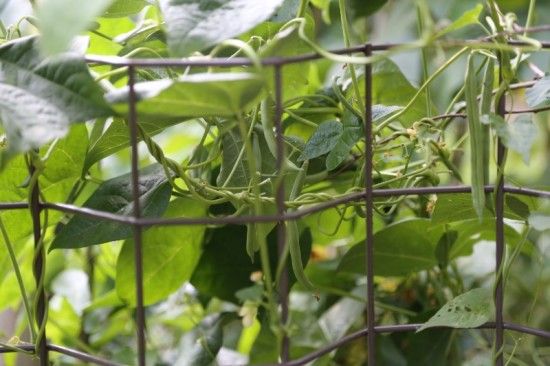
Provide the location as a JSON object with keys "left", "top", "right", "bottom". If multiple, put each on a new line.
{"left": 465, "top": 54, "right": 485, "bottom": 219}
{"left": 246, "top": 221, "right": 257, "bottom": 262}
{"left": 288, "top": 219, "right": 316, "bottom": 292}
{"left": 287, "top": 160, "right": 317, "bottom": 293}
{"left": 480, "top": 57, "right": 495, "bottom": 184}
{"left": 260, "top": 98, "right": 299, "bottom": 171}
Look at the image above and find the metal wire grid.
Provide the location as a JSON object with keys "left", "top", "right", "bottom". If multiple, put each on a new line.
{"left": 0, "top": 41, "right": 549, "bottom": 366}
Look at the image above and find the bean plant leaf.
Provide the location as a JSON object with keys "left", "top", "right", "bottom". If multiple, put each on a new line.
{"left": 299, "top": 120, "right": 342, "bottom": 161}
{"left": 191, "top": 226, "right": 311, "bottom": 303}
{"left": 83, "top": 118, "right": 188, "bottom": 172}
{"left": 326, "top": 112, "right": 361, "bottom": 171}
{"left": 435, "top": 4, "right": 483, "bottom": 37}
{"left": 446, "top": 219, "right": 524, "bottom": 259}
{"left": 481, "top": 114, "right": 538, "bottom": 163}
{"left": 103, "top": 0, "right": 148, "bottom": 18}
{"left": 106, "top": 72, "right": 265, "bottom": 121}
{"left": 260, "top": 20, "right": 313, "bottom": 102}
{"left": 159, "top": 0, "right": 284, "bottom": 57}
{"left": 216, "top": 127, "right": 251, "bottom": 188}
{"left": 338, "top": 219, "right": 443, "bottom": 276}
{"left": 0, "top": 126, "right": 88, "bottom": 244}
{"left": 0, "top": 37, "right": 112, "bottom": 162}
{"left": 525, "top": 76, "right": 550, "bottom": 108}
{"left": 116, "top": 198, "right": 206, "bottom": 306}
{"left": 505, "top": 195, "right": 530, "bottom": 220}
{"left": 325, "top": 105, "right": 402, "bottom": 170}
{"left": 50, "top": 164, "right": 172, "bottom": 250}
{"left": 36, "top": 0, "right": 114, "bottom": 55}
{"left": 432, "top": 193, "right": 537, "bottom": 223}
{"left": 348, "top": 58, "right": 434, "bottom": 126}
{"left": 351, "top": 0, "right": 387, "bottom": 18}
{"left": 372, "top": 104, "right": 402, "bottom": 121}
{"left": 416, "top": 288, "right": 492, "bottom": 332}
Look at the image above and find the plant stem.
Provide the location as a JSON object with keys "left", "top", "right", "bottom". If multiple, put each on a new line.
{"left": 297, "top": 0, "right": 309, "bottom": 18}
{"left": 376, "top": 47, "right": 469, "bottom": 133}
{"left": 338, "top": 0, "right": 365, "bottom": 116}
{"left": 524, "top": 0, "right": 537, "bottom": 36}
{"left": 416, "top": 1, "right": 432, "bottom": 117}
{"left": 0, "top": 216, "right": 36, "bottom": 341}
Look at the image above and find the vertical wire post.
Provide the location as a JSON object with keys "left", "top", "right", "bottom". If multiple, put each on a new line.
{"left": 494, "top": 64, "right": 506, "bottom": 366}
{"left": 127, "top": 65, "right": 147, "bottom": 366}
{"left": 29, "top": 164, "right": 48, "bottom": 366}
{"left": 274, "top": 64, "right": 290, "bottom": 362}
{"left": 364, "top": 44, "right": 376, "bottom": 365}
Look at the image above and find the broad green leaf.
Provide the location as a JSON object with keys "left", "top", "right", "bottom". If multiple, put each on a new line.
{"left": 103, "top": 0, "right": 148, "bottom": 18}
{"left": 351, "top": 58, "right": 434, "bottom": 126}
{"left": 431, "top": 194, "right": 493, "bottom": 224}
{"left": 402, "top": 315, "right": 453, "bottom": 365}
{"left": 350, "top": 0, "right": 387, "bottom": 18}
{"left": 216, "top": 127, "right": 251, "bottom": 188}
{"left": 0, "top": 83, "right": 67, "bottom": 156}
{"left": 299, "top": 120, "right": 342, "bottom": 161}
{"left": 417, "top": 288, "right": 492, "bottom": 332}
{"left": 106, "top": 72, "right": 265, "bottom": 121}
{"left": 260, "top": 21, "right": 313, "bottom": 101}
{"left": 326, "top": 112, "right": 361, "bottom": 171}
{"left": 432, "top": 193, "right": 537, "bottom": 224}
{"left": 191, "top": 226, "right": 311, "bottom": 303}
{"left": 0, "top": 125, "right": 88, "bottom": 275}
{"left": 87, "top": 16, "right": 135, "bottom": 56}
{"left": 372, "top": 104, "right": 402, "bottom": 121}
{"left": 42, "top": 124, "right": 89, "bottom": 186}
{"left": 505, "top": 195, "right": 530, "bottom": 220}
{"left": 36, "top": 0, "right": 114, "bottom": 55}
{"left": 447, "top": 219, "right": 524, "bottom": 259}
{"left": 0, "top": 37, "right": 111, "bottom": 161}
{"left": 325, "top": 105, "right": 402, "bottom": 170}
{"left": 482, "top": 114, "right": 538, "bottom": 163}
{"left": 83, "top": 118, "right": 189, "bottom": 172}
{"left": 116, "top": 198, "right": 206, "bottom": 305}
{"left": 50, "top": 164, "right": 172, "bottom": 250}
{"left": 271, "top": 0, "right": 301, "bottom": 23}
{"left": 338, "top": 219, "right": 443, "bottom": 276}
{"left": 525, "top": 76, "right": 550, "bottom": 108}
{"left": 159, "top": 0, "right": 284, "bottom": 56}
{"left": 435, "top": 4, "right": 483, "bottom": 37}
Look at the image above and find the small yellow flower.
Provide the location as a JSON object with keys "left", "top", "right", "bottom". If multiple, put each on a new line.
{"left": 238, "top": 300, "right": 258, "bottom": 328}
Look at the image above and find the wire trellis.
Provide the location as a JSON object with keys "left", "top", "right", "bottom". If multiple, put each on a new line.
{"left": 0, "top": 40, "right": 549, "bottom": 366}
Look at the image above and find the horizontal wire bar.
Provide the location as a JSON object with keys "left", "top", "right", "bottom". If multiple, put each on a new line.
{"left": 0, "top": 343, "right": 35, "bottom": 354}
{"left": 263, "top": 322, "right": 550, "bottom": 366}
{"left": 48, "top": 344, "right": 124, "bottom": 366}
{"left": 1, "top": 322, "right": 546, "bottom": 365}
{"left": 42, "top": 202, "right": 136, "bottom": 224}
{"left": 0, "top": 343, "right": 123, "bottom": 366}
{"left": 0, "top": 202, "right": 29, "bottom": 210}
{"left": 85, "top": 41, "right": 550, "bottom": 67}
{"left": 1, "top": 185, "right": 548, "bottom": 226}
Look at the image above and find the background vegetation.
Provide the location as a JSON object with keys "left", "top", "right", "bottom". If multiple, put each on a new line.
{"left": 0, "top": 0, "right": 549, "bottom": 365}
